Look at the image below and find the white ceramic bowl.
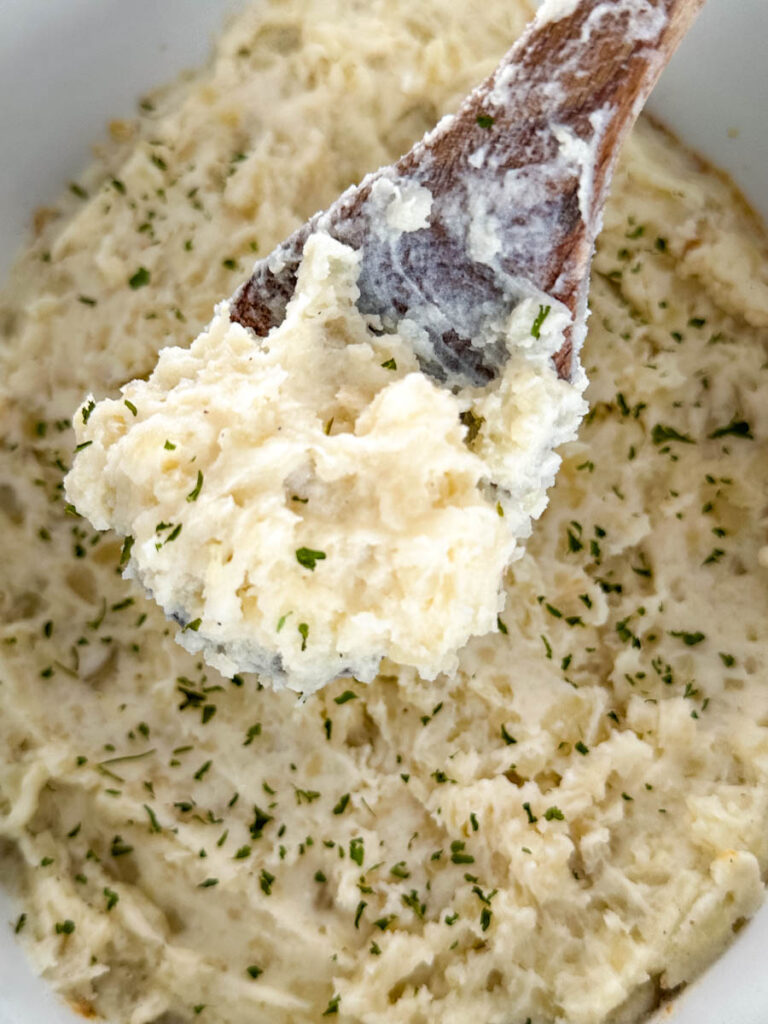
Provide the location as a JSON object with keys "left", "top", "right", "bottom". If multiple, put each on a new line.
{"left": 1, "top": 2, "right": 767, "bottom": 1022}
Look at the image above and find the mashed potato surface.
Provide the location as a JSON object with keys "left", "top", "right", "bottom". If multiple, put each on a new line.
{"left": 2, "top": 1, "right": 768, "bottom": 1022}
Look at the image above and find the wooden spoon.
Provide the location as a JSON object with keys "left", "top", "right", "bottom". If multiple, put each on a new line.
{"left": 69, "top": 0, "right": 706, "bottom": 690}
{"left": 232, "top": 0, "right": 703, "bottom": 386}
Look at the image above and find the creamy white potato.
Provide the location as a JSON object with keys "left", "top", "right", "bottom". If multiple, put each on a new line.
{"left": 2, "top": 1, "right": 768, "bottom": 1023}
{"left": 65, "top": 229, "right": 584, "bottom": 690}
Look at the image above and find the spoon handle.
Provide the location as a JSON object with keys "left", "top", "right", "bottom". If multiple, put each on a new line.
{"left": 438, "top": 0, "right": 706, "bottom": 378}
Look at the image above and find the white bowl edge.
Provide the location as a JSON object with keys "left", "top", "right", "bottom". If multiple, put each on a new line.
{"left": 1, "top": 1, "right": 767, "bottom": 1022}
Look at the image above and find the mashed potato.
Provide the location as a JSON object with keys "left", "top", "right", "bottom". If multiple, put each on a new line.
{"left": 64, "top": 228, "right": 583, "bottom": 691}
{"left": 2, "top": 1, "right": 768, "bottom": 1022}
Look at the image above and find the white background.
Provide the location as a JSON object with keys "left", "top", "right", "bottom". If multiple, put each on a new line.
{"left": 1, "top": 1, "right": 767, "bottom": 1022}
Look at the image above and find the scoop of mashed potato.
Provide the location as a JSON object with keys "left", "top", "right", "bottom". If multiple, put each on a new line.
{"left": 65, "top": 231, "right": 585, "bottom": 691}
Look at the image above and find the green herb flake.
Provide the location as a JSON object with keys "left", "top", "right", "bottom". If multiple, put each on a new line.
{"left": 322, "top": 994, "right": 341, "bottom": 1017}
{"left": 669, "top": 630, "right": 706, "bottom": 646}
{"left": 350, "top": 837, "right": 365, "bottom": 867}
{"left": 298, "top": 622, "right": 309, "bottom": 651}
{"left": 476, "top": 113, "right": 495, "bottom": 129}
{"left": 354, "top": 900, "right": 367, "bottom": 928}
{"left": 334, "top": 690, "right": 357, "bottom": 705}
{"left": 186, "top": 470, "right": 204, "bottom": 502}
{"left": 55, "top": 919, "right": 76, "bottom": 935}
{"left": 124, "top": 399, "right": 138, "bottom": 417}
{"left": 249, "top": 806, "right": 273, "bottom": 839}
{"left": 243, "top": 723, "right": 262, "bottom": 746}
{"left": 401, "top": 889, "right": 426, "bottom": 919}
{"left": 381, "top": 358, "right": 397, "bottom": 370}
{"left": 97, "top": 887, "right": 119, "bottom": 913}
{"left": 110, "top": 835, "right": 133, "bottom": 857}
{"left": 616, "top": 618, "right": 641, "bottom": 649}
{"left": 523, "top": 802, "right": 538, "bottom": 824}
{"left": 119, "top": 536, "right": 134, "bottom": 567}
{"left": 259, "top": 869, "right": 275, "bottom": 895}
{"left": 450, "top": 840, "right": 474, "bottom": 864}
{"left": 128, "top": 267, "right": 151, "bottom": 290}
{"left": 703, "top": 548, "right": 725, "bottom": 565}
{"left": 296, "top": 546, "right": 326, "bottom": 570}
{"left": 497, "top": 616, "right": 508, "bottom": 635}
{"left": 294, "top": 787, "right": 320, "bottom": 805}
{"left": 567, "top": 527, "right": 584, "bottom": 553}
{"left": 575, "top": 741, "right": 589, "bottom": 755}
{"left": 460, "top": 409, "right": 483, "bottom": 444}
{"left": 708, "top": 419, "right": 753, "bottom": 440}
{"left": 501, "top": 724, "right": 517, "bottom": 746}
{"left": 651, "top": 423, "right": 694, "bottom": 445}
{"left": 143, "top": 804, "right": 162, "bottom": 833}
{"left": 544, "top": 806, "right": 565, "bottom": 820}
{"left": 246, "top": 965, "right": 263, "bottom": 980}
{"left": 333, "top": 793, "right": 351, "bottom": 815}
{"left": 531, "top": 304, "right": 551, "bottom": 340}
